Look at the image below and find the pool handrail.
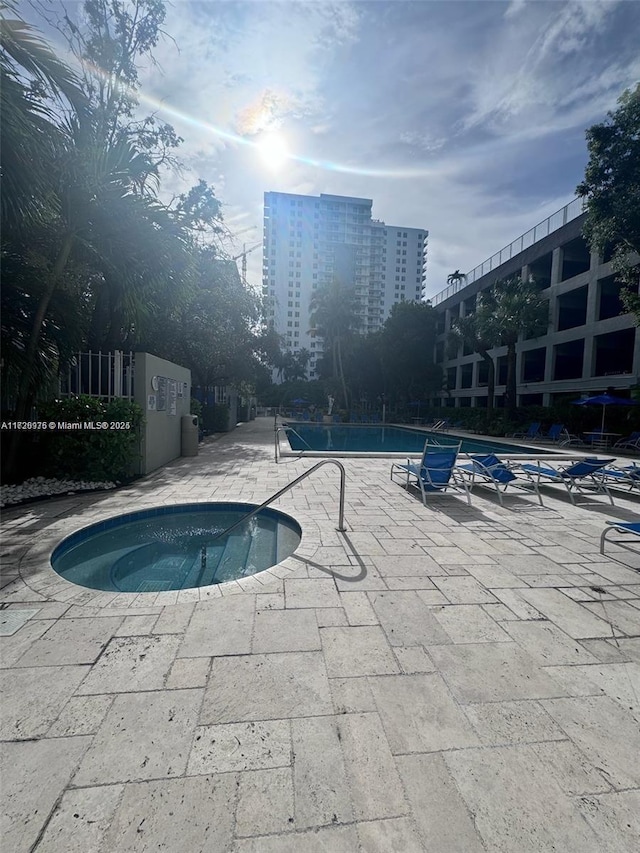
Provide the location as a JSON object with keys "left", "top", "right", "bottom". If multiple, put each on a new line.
{"left": 209, "top": 459, "right": 347, "bottom": 542}
{"left": 275, "top": 424, "right": 313, "bottom": 461}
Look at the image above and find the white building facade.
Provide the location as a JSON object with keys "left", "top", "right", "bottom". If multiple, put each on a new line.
{"left": 263, "top": 192, "right": 428, "bottom": 379}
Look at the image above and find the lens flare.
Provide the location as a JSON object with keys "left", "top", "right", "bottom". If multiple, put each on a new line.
{"left": 70, "top": 52, "right": 439, "bottom": 178}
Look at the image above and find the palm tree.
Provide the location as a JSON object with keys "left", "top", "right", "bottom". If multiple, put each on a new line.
{"left": 1, "top": 8, "right": 88, "bottom": 231}
{"left": 480, "top": 277, "right": 548, "bottom": 415}
{"left": 309, "top": 277, "right": 360, "bottom": 410}
{"left": 447, "top": 269, "right": 467, "bottom": 288}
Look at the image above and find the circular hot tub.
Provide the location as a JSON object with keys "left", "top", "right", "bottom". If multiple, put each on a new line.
{"left": 51, "top": 503, "right": 301, "bottom": 592}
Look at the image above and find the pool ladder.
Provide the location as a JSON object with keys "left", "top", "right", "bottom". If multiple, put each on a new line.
{"left": 208, "top": 459, "right": 347, "bottom": 545}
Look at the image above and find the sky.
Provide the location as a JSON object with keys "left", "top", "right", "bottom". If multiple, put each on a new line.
{"left": 21, "top": 0, "right": 640, "bottom": 299}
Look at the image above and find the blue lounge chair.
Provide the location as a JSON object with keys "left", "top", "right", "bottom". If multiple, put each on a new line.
{"left": 314, "top": 411, "right": 323, "bottom": 423}
{"left": 390, "top": 441, "right": 471, "bottom": 506}
{"left": 509, "top": 422, "right": 541, "bottom": 440}
{"left": 599, "top": 464, "right": 640, "bottom": 493}
{"left": 613, "top": 432, "right": 640, "bottom": 451}
{"left": 456, "top": 454, "right": 544, "bottom": 507}
{"left": 600, "top": 521, "right": 640, "bottom": 555}
{"left": 534, "top": 423, "right": 565, "bottom": 443}
{"left": 520, "top": 457, "right": 616, "bottom": 505}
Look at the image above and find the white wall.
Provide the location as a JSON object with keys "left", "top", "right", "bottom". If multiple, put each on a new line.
{"left": 134, "top": 353, "right": 192, "bottom": 475}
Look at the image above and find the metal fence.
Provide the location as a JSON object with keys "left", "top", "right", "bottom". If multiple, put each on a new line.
{"left": 431, "top": 197, "right": 585, "bottom": 306}
{"left": 58, "top": 351, "right": 135, "bottom": 400}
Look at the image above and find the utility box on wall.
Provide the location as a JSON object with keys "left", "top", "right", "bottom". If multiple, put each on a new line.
{"left": 134, "top": 352, "right": 192, "bottom": 475}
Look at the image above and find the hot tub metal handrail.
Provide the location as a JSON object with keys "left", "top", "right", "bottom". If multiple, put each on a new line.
{"left": 209, "top": 459, "right": 347, "bottom": 542}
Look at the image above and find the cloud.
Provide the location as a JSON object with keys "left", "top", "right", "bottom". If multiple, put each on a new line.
{"left": 462, "top": 0, "right": 628, "bottom": 136}
{"left": 22, "top": 0, "right": 637, "bottom": 299}
{"left": 504, "top": 0, "right": 527, "bottom": 20}
{"left": 235, "top": 89, "right": 295, "bottom": 135}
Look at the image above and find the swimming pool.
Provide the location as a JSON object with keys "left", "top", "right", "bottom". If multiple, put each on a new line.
{"left": 283, "top": 423, "right": 554, "bottom": 455}
{"left": 51, "top": 503, "right": 301, "bottom": 592}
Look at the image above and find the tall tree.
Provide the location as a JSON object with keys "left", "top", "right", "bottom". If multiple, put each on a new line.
{"left": 341, "top": 333, "right": 383, "bottom": 408}
{"left": 37, "top": 0, "right": 181, "bottom": 164}
{"left": 577, "top": 83, "right": 640, "bottom": 323}
{"left": 0, "top": 5, "right": 87, "bottom": 231}
{"left": 309, "top": 278, "right": 360, "bottom": 409}
{"left": 380, "top": 301, "right": 441, "bottom": 406}
{"left": 278, "top": 349, "right": 311, "bottom": 383}
{"left": 479, "top": 277, "right": 548, "bottom": 415}
{"left": 449, "top": 300, "right": 497, "bottom": 408}
{"left": 142, "top": 251, "right": 262, "bottom": 388}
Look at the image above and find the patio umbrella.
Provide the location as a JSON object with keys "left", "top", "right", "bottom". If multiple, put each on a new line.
{"left": 571, "top": 393, "right": 638, "bottom": 433}
{"left": 291, "top": 398, "right": 309, "bottom": 406}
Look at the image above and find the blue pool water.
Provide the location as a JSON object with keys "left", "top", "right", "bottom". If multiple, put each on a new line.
{"left": 285, "top": 424, "right": 552, "bottom": 455}
{"left": 52, "top": 503, "right": 301, "bottom": 592}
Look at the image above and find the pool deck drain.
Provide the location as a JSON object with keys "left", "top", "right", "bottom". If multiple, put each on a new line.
{"left": 1, "top": 417, "right": 639, "bottom": 852}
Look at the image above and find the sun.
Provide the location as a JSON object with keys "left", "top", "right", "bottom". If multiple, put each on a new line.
{"left": 256, "top": 131, "right": 290, "bottom": 170}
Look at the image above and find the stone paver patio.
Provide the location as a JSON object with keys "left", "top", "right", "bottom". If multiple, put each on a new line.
{"left": 1, "top": 417, "right": 639, "bottom": 852}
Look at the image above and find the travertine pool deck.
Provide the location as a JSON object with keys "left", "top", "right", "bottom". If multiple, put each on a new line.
{"left": 1, "top": 417, "right": 639, "bottom": 852}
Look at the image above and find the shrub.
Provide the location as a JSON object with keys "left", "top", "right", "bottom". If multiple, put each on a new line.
{"left": 36, "top": 396, "right": 144, "bottom": 483}
{"left": 201, "top": 403, "right": 230, "bottom": 433}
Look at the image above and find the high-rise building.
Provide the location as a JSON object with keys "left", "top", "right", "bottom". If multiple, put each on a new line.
{"left": 263, "top": 192, "right": 428, "bottom": 379}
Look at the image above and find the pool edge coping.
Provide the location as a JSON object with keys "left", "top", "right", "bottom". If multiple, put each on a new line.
{"left": 15, "top": 500, "right": 325, "bottom": 608}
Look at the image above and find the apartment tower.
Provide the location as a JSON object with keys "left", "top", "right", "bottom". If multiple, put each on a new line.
{"left": 263, "top": 192, "right": 428, "bottom": 380}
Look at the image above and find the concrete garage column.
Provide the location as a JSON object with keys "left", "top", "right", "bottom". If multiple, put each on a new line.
{"left": 585, "top": 260, "right": 599, "bottom": 325}
{"left": 550, "top": 247, "right": 562, "bottom": 286}
{"left": 544, "top": 342, "right": 555, "bottom": 385}
{"left": 632, "top": 327, "right": 640, "bottom": 378}
{"left": 582, "top": 333, "right": 595, "bottom": 380}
